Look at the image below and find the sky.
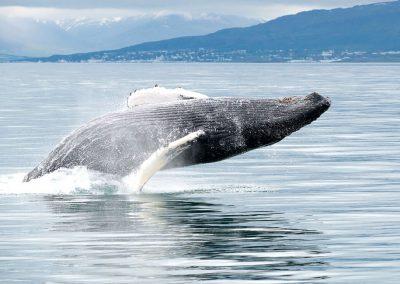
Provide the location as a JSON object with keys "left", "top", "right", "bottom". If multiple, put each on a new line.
{"left": 0, "top": 0, "right": 393, "bottom": 21}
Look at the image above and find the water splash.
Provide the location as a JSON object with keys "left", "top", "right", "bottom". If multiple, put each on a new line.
{"left": 0, "top": 168, "right": 204, "bottom": 195}
{"left": 0, "top": 165, "right": 271, "bottom": 195}
{"left": 0, "top": 130, "right": 208, "bottom": 195}
{"left": 0, "top": 167, "right": 127, "bottom": 195}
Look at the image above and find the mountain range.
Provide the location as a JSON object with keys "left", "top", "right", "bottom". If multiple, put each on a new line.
{"left": 9, "top": 1, "right": 400, "bottom": 62}
{"left": 0, "top": 14, "right": 257, "bottom": 57}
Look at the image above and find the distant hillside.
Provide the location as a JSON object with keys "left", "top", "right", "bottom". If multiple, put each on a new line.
{"left": 0, "top": 54, "right": 29, "bottom": 62}
{"left": 0, "top": 14, "right": 257, "bottom": 57}
{"left": 24, "top": 1, "right": 400, "bottom": 62}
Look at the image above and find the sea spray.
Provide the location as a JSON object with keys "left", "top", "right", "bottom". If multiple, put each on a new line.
{"left": 0, "top": 167, "right": 124, "bottom": 195}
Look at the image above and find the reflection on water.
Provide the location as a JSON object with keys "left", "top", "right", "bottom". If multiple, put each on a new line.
{"left": 1, "top": 194, "right": 328, "bottom": 283}
{"left": 1, "top": 63, "right": 400, "bottom": 282}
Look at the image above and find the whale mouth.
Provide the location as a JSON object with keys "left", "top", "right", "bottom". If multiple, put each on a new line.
{"left": 303, "top": 92, "right": 331, "bottom": 120}
{"left": 274, "top": 93, "right": 331, "bottom": 121}
{"left": 294, "top": 92, "right": 331, "bottom": 122}
{"left": 262, "top": 92, "right": 331, "bottom": 141}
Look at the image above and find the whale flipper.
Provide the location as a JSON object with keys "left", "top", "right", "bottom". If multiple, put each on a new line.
{"left": 132, "top": 130, "right": 205, "bottom": 191}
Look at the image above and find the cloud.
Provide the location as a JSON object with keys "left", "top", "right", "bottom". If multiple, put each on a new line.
{"left": 0, "top": 0, "right": 391, "bottom": 9}
{"left": 0, "top": 0, "right": 393, "bottom": 20}
{"left": 0, "top": 6, "right": 146, "bottom": 20}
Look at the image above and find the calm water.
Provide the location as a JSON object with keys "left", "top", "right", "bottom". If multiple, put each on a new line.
{"left": 0, "top": 63, "right": 399, "bottom": 283}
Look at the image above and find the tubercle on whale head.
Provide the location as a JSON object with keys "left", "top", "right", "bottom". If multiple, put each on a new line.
{"left": 277, "top": 92, "right": 331, "bottom": 106}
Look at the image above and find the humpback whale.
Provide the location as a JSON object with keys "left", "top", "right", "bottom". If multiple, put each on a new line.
{"left": 24, "top": 91, "right": 330, "bottom": 190}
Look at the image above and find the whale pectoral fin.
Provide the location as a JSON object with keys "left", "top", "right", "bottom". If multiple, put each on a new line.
{"left": 133, "top": 130, "right": 205, "bottom": 191}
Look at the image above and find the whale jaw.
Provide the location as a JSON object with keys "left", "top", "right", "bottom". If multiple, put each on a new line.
{"left": 274, "top": 92, "right": 331, "bottom": 138}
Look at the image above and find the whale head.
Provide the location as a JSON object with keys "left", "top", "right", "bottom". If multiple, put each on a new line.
{"left": 179, "top": 92, "right": 331, "bottom": 166}
{"left": 241, "top": 92, "right": 331, "bottom": 149}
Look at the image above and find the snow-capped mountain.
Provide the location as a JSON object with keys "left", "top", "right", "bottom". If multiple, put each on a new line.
{"left": 0, "top": 14, "right": 258, "bottom": 56}
{"left": 28, "top": 0, "right": 400, "bottom": 63}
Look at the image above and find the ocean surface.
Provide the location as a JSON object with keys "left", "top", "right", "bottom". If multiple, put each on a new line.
{"left": 0, "top": 63, "right": 399, "bottom": 283}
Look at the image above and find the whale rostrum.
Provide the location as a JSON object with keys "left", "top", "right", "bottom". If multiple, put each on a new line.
{"left": 24, "top": 93, "right": 331, "bottom": 190}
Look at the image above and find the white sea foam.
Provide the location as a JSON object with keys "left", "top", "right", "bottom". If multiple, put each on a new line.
{"left": 0, "top": 166, "right": 263, "bottom": 195}
{"left": 0, "top": 167, "right": 127, "bottom": 195}
{"left": 0, "top": 159, "right": 202, "bottom": 196}
{"left": 0, "top": 170, "right": 203, "bottom": 195}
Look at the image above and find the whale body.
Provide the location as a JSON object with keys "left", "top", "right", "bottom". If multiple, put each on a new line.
{"left": 24, "top": 93, "right": 330, "bottom": 189}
